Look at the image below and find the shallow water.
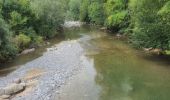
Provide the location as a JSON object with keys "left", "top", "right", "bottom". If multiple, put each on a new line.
{"left": 1, "top": 25, "right": 170, "bottom": 100}
{"left": 54, "top": 27, "right": 170, "bottom": 100}
{"left": 91, "top": 37, "right": 170, "bottom": 100}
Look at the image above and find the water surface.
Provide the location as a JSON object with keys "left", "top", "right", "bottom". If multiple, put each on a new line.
{"left": 54, "top": 26, "right": 170, "bottom": 100}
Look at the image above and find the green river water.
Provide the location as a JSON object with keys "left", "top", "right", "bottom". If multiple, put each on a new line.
{"left": 1, "top": 25, "right": 170, "bottom": 100}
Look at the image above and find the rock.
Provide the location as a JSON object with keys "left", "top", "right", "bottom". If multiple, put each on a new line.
{"left": 13, "top": 78, "right": 21, "bottom": 84}
{"left": 0, "top": 95, "right": 10, "bottom": 99}
{"left": 0, "top": 83, "right": 26, "bottom": 96}
{"left": 150, "top": 48, "right": 162, "bottom": 55}
{"left": 143, "top": 47, "right": 153, "bottom": 51}
{"left": 47, "top": 48, "right": 53, "bottom": 52}
{"left": 64, "top": 21, "right": 83, "bottom": 28}
{"left": 0, "top": 90, "right": 5, "bottom": 96}
{"left": 0, "top": 98, "right": 9, "bottom": 100}
{"left": 116, "top": 33, "right": 122, "bottom": 38}
{"left": 21, "top": 48, "right": 35, "bottom": 55}
{"left": 46, "top": 42, "right": 50, "bottom": 45}
{"left": 100, "top": 27, "right": 107, "bottom": 31}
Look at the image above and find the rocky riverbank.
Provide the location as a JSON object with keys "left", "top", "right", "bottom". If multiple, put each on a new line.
{"left": 0, "top": 39, "right": 87, "bottom": 100}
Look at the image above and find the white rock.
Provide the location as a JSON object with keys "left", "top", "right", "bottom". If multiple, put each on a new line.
{"left": 21, "top": 48, "right": 35, "bottom": 55}
{"left": 0, "top": 95, "right": 10, "bottom": 99}
{"left": 1, "top": 83, "right": 26, "bottom": 95}
{"left": 13, "top": 78, "right": 21, "bottom": 84}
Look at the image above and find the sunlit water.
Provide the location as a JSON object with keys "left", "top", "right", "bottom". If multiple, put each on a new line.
{"left": 1, "top": 25, "right": 170, "bottom": 100}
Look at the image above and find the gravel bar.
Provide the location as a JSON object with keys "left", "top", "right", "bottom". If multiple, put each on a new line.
{"left": 0, "top": 39, "right": 87, "bottom": 100}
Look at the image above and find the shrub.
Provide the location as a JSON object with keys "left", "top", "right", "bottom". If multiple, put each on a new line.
{"left": 79, "top": 0, "right": 90, "bottom": 22}
{"left": 66, "top": 0, "right": 81, "bottom": 20}
{"left": 104, "top": 0, "right": 129, "bottom": 32}
{"left": 88, "top": 2, "right": 105, "bottom": 25}
{"left": 15, "top": 33, "right": 31, "bottom": 51}
{"left": 0, "top": 17, "right": 17, "bottom": 62}
{"left": 105, "top": 11, "right": 128, "bottom": 32}
{"left": 129, "top": 0, "right": 170, "bottom": 50}
{"left": 30, "top": 0, "right": 66, "bottom": 38}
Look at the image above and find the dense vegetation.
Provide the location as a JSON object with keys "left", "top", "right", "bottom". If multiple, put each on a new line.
{"left": 1, "top": 0, "right": 170, "bottom": 62}
{"left": 0, "top": 0, "right": 68, "bottom": 62}
{"left": 68, "top": 0, "right": 170, "bottom": 51}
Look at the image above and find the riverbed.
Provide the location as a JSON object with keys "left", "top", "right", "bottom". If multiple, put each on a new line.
{"left": 1, "top": 25, "right": 170, "bottom": 100}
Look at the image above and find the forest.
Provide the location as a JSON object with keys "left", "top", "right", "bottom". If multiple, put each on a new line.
{"left": 0, "top": 0, "right": 170, "bottom": 62}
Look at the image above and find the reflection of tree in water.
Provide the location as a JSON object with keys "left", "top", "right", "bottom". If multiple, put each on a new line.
{"left": 93, "top": 40, "right": 170, "bottom": 100}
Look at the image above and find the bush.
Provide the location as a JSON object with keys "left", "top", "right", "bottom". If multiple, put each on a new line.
{"left": 29, "top": 33, "right": 43, "bottom": 47}
{"left": 79, "top": 0, "right": 90, "bottom": 22}
{"left": 30, "top": 0, "right": 66, "bottom": 38}
{"left": 105, "top": 11, "right": 128, "bottom": 32}
{"left": 66, "top": 0, "right": 81, "bottom": 20}
{"left": 15, "top": 33, "right": 31, "bottom": 51}
{"left": 104, "top": 0, "right": 129, "bottom": 32}
{"left": 0, "top": 17, "right": 17, "bottom": 62}
{"left": 129, "top": 0, "right": 170, "bottom": 50}
{"left": 88, "top": 1, "right": 105, "bottom": 25}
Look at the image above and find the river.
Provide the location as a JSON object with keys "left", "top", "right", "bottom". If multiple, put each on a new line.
{"left": 1, "top": 25, "right": 170, "bottom": 100}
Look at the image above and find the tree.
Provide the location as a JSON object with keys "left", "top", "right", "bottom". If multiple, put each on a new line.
{"left": 129, "top": 0, "right": 170, "bottom": 50}
{"left": 30, "top": 0, "right": 66, "bottom": 38}
{"left": 0, "top": 17, "right": 17, "bottom": 62}
{"left": 66, "top": 0, "right": 82, "bottom": 20}
{"left": 88, "top": 0, "right": 105, "bottom": 25}
{"left": 104, "top": 0, "right": 129, "bottom": 32}
{"left": 79, "top": 0, "right": 90, "bottom": 22}
{"left": 0, "top": 0, "right": 68, "bottom": 62}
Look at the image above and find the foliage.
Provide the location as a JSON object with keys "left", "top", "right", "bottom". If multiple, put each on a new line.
{"left": 0, "top": 17, "right": 17, "bottom": 62}
{"left": 30, "top": 0, "right": 66, "bottom": 38}
{"left": 88, "top": 1, "right": 105, "bottom": 25}
{"left": 66, "top": 0, "right": 81, "bottom": 20}
{"left": 129, "top": 0, "right": 170, "bottom": 50}
{"left": 1, "top": 0, "right": 170, "bottom": 62}
{"left": 77, "top": 0, "right": 170, "bottom": 50}
{"left": 104, "top": 0, "right": 129, "bottom": 32}
{"left": 105, "top": 11, "right": 128, "bottom": 32}
{"left": 79, "top": 0, "right": 90, "bottom": 22}
{"left": 0, "top": 0, "right": 68, "bottom": 62}
{"left": 15, "top": 33, "right": 31, "bottom": 51}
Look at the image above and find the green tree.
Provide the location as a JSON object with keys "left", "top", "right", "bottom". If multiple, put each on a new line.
{"left": 0, "top": 0, "right": 68, "bottom": 62}
{"left": 66, "top": 0, "right": 82, "bottom": 20}
{"left": 0, "top": 17, "right": 17, "bottom": 62}
{"left": 79, "top": 0, "right": 90, "bottom": 22}
{"left": 30, "top": 0, "right": 66, "bottom": 38}
{"left": 104, "top": 0, "right": 129, "bottom": 32}
{"left": 130, "top": 0, "right": 170, "bottom": 50}
{"left": 88, "top": 0, "right": 105, "bottom": 25}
